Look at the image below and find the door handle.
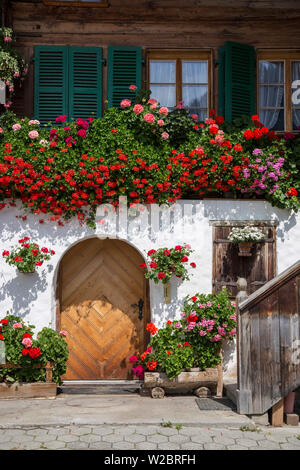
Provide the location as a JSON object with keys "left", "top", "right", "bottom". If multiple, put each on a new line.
{"left": 131, "top": 299, "right": 144, "bottom": 320}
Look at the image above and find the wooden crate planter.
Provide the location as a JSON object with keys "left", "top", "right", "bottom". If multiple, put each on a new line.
{"left": 142, "top": 367, "right": 222, "bottom": 399}
{"left": 0, "top": 362, "right": 57, "bottom": 399}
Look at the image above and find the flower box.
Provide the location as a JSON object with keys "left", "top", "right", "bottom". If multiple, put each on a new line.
{"left": 142, "top": 368, "right": 221, "bottom": 399}
{"left": 0, "top": 361, "right": 57, "bottom": 399}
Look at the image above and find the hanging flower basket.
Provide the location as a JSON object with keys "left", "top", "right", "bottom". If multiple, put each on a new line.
{"left": 2, "top": 237, "right": 55, "bottom": 273}
{"left": 228, "top": 226, "right": 266, "bottom": 257}
{"left": 237, "top": 241, "right": 253, "bottom": 257}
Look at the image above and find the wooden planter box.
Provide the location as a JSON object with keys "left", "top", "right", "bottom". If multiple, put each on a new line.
{"left": 0, "top": 362, "right": 57, "bottom": 399}
{"left": 142, "top": 367, "right": 222, "bottom": 399}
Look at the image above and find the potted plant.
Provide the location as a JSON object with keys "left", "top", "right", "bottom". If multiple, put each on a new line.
{"left": 129, "top": 289, "right": 236, "bottom": 398}
{"left": 228, "top": 226, "right": 266, "bottom": 256}
{"left": 139, "top": 244, "right": 196, "bottom": 303}
{"left": 0, "top": 315, "right": 68, "bottom": 398}
{"left": 2, "top": 237, "right": 55, "bottom": 273}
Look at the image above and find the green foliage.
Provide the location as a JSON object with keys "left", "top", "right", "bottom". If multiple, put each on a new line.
{"left": 141, "top": 244, "right": 196, "bottom": 284}
{"left": 130, "top": 289, "right": 237, "bottom": 379}
{"left": 0, "top": 315, "right": 68, "bottom": 384}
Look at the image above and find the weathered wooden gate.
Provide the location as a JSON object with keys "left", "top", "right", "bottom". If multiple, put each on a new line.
{"left": 237, "top": 260, "right": 300, "bottom": 420}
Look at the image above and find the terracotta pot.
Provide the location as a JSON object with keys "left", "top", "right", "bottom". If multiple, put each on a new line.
{"left": 238, "top": 242, "right": 253, "bottom": 257}
{"left": 284, "top": 391, "right": 295, "bottom": 414}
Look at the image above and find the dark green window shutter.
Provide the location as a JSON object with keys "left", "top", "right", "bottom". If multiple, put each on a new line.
{"left": 69, "top": 47, "right": 103, "bottom": 119}
{"left": 107, "top": 46, "right": 142, "bottom": 108}
{"left": 219, "top": 41, "right": 255, "bottom": 122}
{"left": 34, "top": 46, "right": 68, "bottom": 124}
{"left": 218, "top": 46, "right": 225, "bottom": 118}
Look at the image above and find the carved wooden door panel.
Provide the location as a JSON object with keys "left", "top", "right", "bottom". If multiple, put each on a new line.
{"left": 58, "top": 238, "right": 149, "bottom": 380}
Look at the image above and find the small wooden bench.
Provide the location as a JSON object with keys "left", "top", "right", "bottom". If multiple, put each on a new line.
{"left": 0, "top": 362, "right": 57, "bottom": 399}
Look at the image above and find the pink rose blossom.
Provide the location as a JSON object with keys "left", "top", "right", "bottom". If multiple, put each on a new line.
{"left": 22, "top": 337, "right": 32, "bottom": 347}
{"left": 120, "top": 99, "right": 131, "bottom": 109}
{"left": 0, "top": 128, "right": 3, "bottom": 134}
{"left": 157, "top": 119, "right": 165, "bottom": 126}
{"left": 133, "top": 104, "right": 144, "bottom": 114}
{"left": 12, "top": 323, "right": 22, "bottom": 329}
{"left": 60, "top": 330, "right": 68, "bottom": 336}
{"left": 174, "top": 322, "right": 181, "bottom": 329}
{"left": 129, "top": 85, "right": 137, "bottom": 91}
{"left": 4, "top": 36, "right": 12, "bottom": 42}
{"left": 144, "top": 113, "right": 155, "bottom": 124}
{"left": 28, "top": 130, "right": 39, "bottom": 139}
{"left": 159, "top": 106, "right": 169, "bottom": 116}
{"left": 161, "top": 132, "right": 169, "bottom": 140}
{"left": 29, "top": 120, "right": 40, "bottom": 125}
{"left": 199, "top": 330, "right": 207, "bottom": 336}
{"left": 12, "top": 123, "right": 21, "bottom": 131}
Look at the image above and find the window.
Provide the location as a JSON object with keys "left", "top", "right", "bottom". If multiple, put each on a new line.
{"left": 258, "top": 52, "right": 300, "bottom": 131}
{"left": 148, "top": 51, "right": 211, "bottom": 120}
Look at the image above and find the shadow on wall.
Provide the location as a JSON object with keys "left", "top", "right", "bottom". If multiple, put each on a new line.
{"left": 0, "top": 266, "right": 51, "bottom": 317}
{"left": 152, "top": 276, "right": 185, "bottom": 326}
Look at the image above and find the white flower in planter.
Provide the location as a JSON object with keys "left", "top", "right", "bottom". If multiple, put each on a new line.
{"left": 228, "top": 226, "right": 266, "bottom": 243}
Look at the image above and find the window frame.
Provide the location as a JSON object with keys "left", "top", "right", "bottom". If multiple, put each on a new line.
{"left": 43, "top": 1, "right": 109, "bottom": 7}
{"left": 147, "top": 50, "right": 212, "bottom": 116}
{"left": 257, "top": 50, "right": 300, "bottom": 132}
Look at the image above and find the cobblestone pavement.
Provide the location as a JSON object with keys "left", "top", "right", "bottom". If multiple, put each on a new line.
{"left": 0, "top": 424, "right": 300, "bottom": 450}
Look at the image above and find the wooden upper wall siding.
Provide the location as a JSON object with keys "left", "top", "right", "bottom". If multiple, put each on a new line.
{"left": 9, "top": 0, "right": 300, "bottom": 117}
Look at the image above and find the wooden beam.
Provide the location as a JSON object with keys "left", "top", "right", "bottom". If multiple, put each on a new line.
{"left": 271, "top": 398, "right": 284, "bottom": 427}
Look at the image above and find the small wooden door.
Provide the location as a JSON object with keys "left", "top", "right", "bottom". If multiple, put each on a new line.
{"left": 57, "top": 238, "right": 149, "bottom": 380}
{"left": 212, "top": 223, "right": 277, "bottom": 298}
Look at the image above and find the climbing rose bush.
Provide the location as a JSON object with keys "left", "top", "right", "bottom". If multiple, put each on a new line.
{"left": 0, "top": 91, "right": 299, "bottom": 227}
{"left": 130, "top": 289, "right": 236, "bottom": 379}
{"left": 0, "top": 315, "right": 68, "bottom": 384}
{"left": 139, "top": 244, "right": 196, "bottom": 284}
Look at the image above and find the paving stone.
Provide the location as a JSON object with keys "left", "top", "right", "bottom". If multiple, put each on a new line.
{"left": 4, "top": 431, "right": 33, "bottom": 441}
{"left": 26, "top": 428, "right": 49, "bottom": 437}
{"left": 238, "top": 431, "right": 266, "bottom": 441}
{"left": 264, "top": 433, "right": 289, "bottom": 443}
{"left": 257, "top": 440, "right": 282, "bottom": 449}
{"left": 66, "top": 441, "right": 90, "bottom": 450}
{"left": 280, "top": 443, "right": 300, "bottom": 450}
{"left": 180, "top": 442, "right": 204, "bottom": 450}
{"left": 147, "top": 434, "right": 169, "bottom": 444}
{"left": 236, "top": 438, "right": 259, "bottom": 448}
{"left": 191, "top": 434, "right": 213, "bottom": 444}
{"left": 92, "top": 427, "right": 114, "bottom": 436}
{"left": 203, "top": 443, "right": 226, "bottom": 450}
{"left": 0, "top": 434, "right": 12, "bottom": 442}
{"left": 158, "top": 427, "right": 179, "bottom": 437}
{"left": 89, "top": 442, "right": 113, "bottom": 450}
{"left": 179, "top": 426, "right": 211, "bottom": 436}
{"left": 56, "top": 434, "right": 79, "bottom": 443}
{"left": 124, "top": 434, "right": 146, "bottom": 443}
{"left": 79, "top": 434, "right": 102, "bottom": 443}
{"left": 102, "top": 434, "right": 125, "bottom": 443}
{"left": 69, "top": 426, "right": 92, "bottom": 435}
{"left": 112, "top": 442, "right": 135, "bottom": 450}
{"left": 213, "top": 436, "right": 235, "bottom": 446}
{"left": 135, "top": 442, "right": 158, "bottom": 450}
{"left": 158, "top": 443, "right": 182, "bottom": 450}
{"left": 22, "top": 441, "right": 49, "bottom": 450}
{"left": 43, "top": 440, "right": 67, "bottom": 450}
{"left": 47, "top": 427, "right": 70, "bottom": 436}
{"left": 286, "top": 436, "right": 300, "bottom": 446}
{"left": 113, "top": 426, "right": 137, "bottom": 434}
{"left": 169, "top": 434, "right": 190, "bottom": 444}
{"left": 226, "top": 445, "right": 249, "bottom": 450}
{"left": 135, "top": 426, "right": 160, "bottom": 436}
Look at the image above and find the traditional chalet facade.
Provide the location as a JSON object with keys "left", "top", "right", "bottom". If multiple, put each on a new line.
{"left": 0, "top": 0, "right": 300, "bottom": 382}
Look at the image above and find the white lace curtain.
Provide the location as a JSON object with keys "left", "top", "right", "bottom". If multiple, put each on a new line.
{"left": 259, "top": 61, "right": 284, "bottom": 130}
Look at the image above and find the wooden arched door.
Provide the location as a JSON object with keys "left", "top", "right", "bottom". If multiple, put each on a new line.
{"left": 57, "top": 238, "right": 150, "bottom": 380}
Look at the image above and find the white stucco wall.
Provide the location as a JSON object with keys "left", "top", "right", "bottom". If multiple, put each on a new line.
{"left": 0, "top": 199, "right": 299, "bottom": 378}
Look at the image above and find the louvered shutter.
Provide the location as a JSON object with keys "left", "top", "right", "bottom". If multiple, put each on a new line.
{"left": 69, "top": 47, "right": 102, "bottom": 119}
{"left": 218, "top": 46, "right": 225, "bottom": 118}
{"left": 34, "top": 46, "right": 68, "bottom": 125}
{"left": 218, "top": 41, "right": 255, "bottom": 122}
{"left": 107, "top": 46, "right": 142, "bottom": 108}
